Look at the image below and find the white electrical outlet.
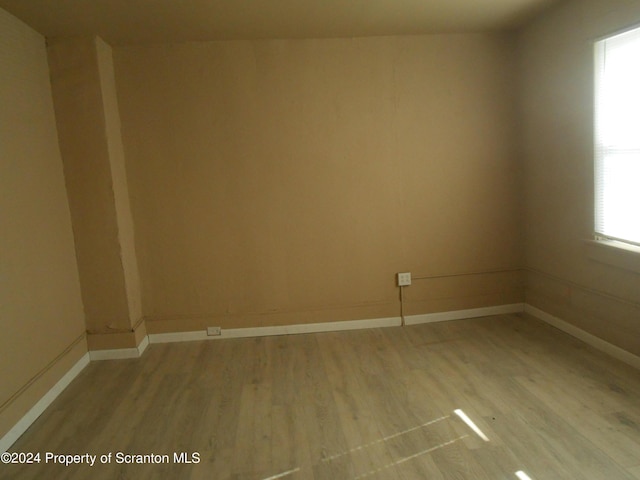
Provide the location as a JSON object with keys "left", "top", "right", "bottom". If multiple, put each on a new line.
{"left": 207, "top": 326, "right": 222, "bottom": 336}
{"left": 397, "top": 272, "right": 411, "bottom": 286}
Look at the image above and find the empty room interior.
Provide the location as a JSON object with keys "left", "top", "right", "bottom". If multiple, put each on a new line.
{"left": 1, "top": 0, "right": 640, "bottom": 478}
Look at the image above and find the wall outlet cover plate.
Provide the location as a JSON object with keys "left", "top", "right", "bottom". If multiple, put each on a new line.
{"left": 397, "top": 272, "right": 411, "bottom": 286}
{"left": 207, "top": 326, "right": 222, "bottom": 336}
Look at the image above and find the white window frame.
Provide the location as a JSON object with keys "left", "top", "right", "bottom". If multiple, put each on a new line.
{"left": 594, "top": 25, "right": 640, "bottom": 248}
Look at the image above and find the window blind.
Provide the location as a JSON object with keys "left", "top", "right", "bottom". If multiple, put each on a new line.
{"left": 594, "top": 26, "right": 640, "bottom": 246}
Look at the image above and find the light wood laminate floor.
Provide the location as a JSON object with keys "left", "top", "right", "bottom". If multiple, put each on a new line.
{"left": 3, "top": 313, "right": 640, "bottom": 479}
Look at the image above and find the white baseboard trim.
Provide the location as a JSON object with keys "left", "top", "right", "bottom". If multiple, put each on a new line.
{"left": 137, "top": 335, "right": 149, "bottom": 355}
{"left": 0, "top": 352, "right": 90, "bottom": 453}
{"left": 149, "top": 316, "right": 403, "bottom": 344}
{"left": 405, "top": 303, "right": 525, "bottom": 326}
{"left": 89, "top": 335, "right": 149, "bottom": 361}
{"left": 524, "top": 304, "right": 640, "bottom": 370}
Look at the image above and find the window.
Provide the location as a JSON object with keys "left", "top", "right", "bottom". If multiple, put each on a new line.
{"left": 594, "top": 26, "right": 640, "bottom": 247}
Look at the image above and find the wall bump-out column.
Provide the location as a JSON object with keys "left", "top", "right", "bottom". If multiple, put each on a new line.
{"left": 48, "top": 36, "right": 144, "bottom": 351}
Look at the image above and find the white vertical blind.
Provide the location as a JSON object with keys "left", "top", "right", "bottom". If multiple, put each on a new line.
{"left": 594, "top": 26, "right": 640, "bottom": 246}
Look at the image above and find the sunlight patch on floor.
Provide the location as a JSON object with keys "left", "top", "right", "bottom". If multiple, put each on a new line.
{"left": 321, "top": 415, "right": 450, "bottom": 463}
{"left": 454, "top": 409, "right": 490, "bottom": 442}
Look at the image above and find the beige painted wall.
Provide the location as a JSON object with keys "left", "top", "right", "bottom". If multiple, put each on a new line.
{"left": 114, "top": 34, "right": 523, "bottom": 332}
{"left": 520, "top": 0, "right": 640, "bottom": 354}
{"left": 0, "top": 8, "right": 87, "bottom": 437}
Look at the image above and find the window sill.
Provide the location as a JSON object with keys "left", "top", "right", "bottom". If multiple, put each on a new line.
{"left": 583, "top": 238, "right": 640, "bottom": 274}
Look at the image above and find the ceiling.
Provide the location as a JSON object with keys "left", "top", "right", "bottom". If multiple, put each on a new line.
{"left": 0, "top": 0, "right": 562, "bottom": 45}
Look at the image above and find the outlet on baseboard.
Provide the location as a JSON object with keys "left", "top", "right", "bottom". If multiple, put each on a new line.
{"left": 207, "top": 326, "right": 222, "bottom": 336}
{"left": 397, "top": 272, "right": 411, "bottom": 286}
